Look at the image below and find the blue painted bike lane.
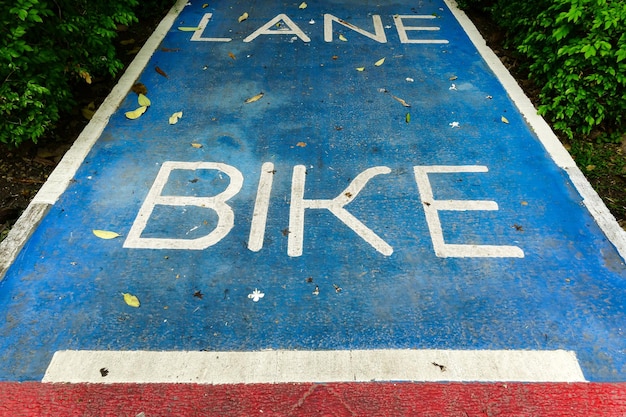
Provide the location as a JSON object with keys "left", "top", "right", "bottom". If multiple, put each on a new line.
{"left": 1, "top": 0, "right": 625, "bottom": 382}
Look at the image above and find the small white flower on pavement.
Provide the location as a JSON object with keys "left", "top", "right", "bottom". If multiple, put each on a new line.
{"left": 248, "top": 289, "right": 265, "bottom": 302}
{"left": 449, "top": 121, "right": 460, "bottom": 128}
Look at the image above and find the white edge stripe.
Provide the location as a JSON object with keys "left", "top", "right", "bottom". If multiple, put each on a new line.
{"left": 0, "top": 0, "right": 188, "bottom": 282}
{"left": 33, "top": 0, "right": 188, "bottom": 206}
{"left": 444, "top": 0, "right": 626, "bottom": 263}
{"left": 42, "top": 349, "right": 586, "bottom": 383}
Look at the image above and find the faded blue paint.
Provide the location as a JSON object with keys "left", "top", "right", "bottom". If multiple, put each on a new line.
{"left": 1, "top": 0, "right": 625, "bottom": 382}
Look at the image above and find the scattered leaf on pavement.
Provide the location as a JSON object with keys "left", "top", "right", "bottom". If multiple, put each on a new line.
{"left": 131, "top": 83, "right": 147, "bottom": 95}
{"left": 299, "top": 2, "right": 307, "bottom": 9}
{"left": 501, "top": 116, "right": 509, "bottom": 124}
{"left": 93, "top": 229, "right": 121, "bottom": 239}
{"left": 339, "top": 34, "right": 347, "bottom": 41}
{"left": 356, "top": 67, "right": 365, "bottom": 71}
{"left": 390, "top": 94, "right": 410, "bottom": 107}
{"left": 405, "top": 113, "right": 411, "bottom": 123}
{"left": 169, "top": 111, "right": 183, "bottom": 124}
{"left": 155, "top": 66, "right": 168, "bottom": 78}
{"left": 137, "top": 93, "right": 151, "bottom": 107}
{"left": 238, "top": 12, "right": 249, "bottom": 22}
{"left": 191, "top": 143, "right": 203, "bottom": 148}
{"left": 122, "top": 292, "right": 140, "bottom": 308}
{"left": 228, "top": 52, "right": 236, "bottom": 60}
{"left": 125, "top": 106, "right": 148, "bottom": 120}
{"left": 296, "top": 142, "right": 306, "bottom": 147}
{"left": 245, "top": 92, "right": 264, "bottom": 103}
{"left": 374, "top": 57, "right": 385, "bottom": 66}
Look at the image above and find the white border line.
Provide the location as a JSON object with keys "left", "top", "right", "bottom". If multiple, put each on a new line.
{"left": 444, "top": 0, "right": 626, "bottom": 262}
{"left": 0, "top": 0, "right": 189, "bottom": 281}
{"left": 43, "top": 349, "right": 586, "bottom": 383}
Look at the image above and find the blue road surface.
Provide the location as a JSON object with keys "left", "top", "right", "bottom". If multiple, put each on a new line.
{"left": 1, "top": 0, "right": 625, "bottom": 381}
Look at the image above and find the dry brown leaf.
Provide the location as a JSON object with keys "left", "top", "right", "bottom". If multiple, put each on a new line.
{"left": 155, "top": 66, "right": 168, "bottom": 78}
{"left": 131, "top": 83, "right": 148, "bottom": 95}
{"left": 296, "top": 142, "right": 307, "bottom": 147}
{"left": 228, "top": 52, "right": 236, "bottom": 60}
{"left": 390, "top": 94, "right": 411, "bottom": 107}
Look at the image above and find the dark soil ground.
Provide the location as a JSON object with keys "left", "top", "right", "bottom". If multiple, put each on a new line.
{"left": 1, "top": 8, "right": 625, "bottom": 243}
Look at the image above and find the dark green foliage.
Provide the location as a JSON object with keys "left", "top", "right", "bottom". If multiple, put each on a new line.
{"left": 1, "top": 0, "right": 138, "bottom": 146}
{"left": 460, "top": 0, "right": 626, "bottom": 142}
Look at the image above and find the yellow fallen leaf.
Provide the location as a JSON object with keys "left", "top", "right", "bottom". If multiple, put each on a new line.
{"left": 405, "top": 113, "right": 411, "bottom": 123}
{"left": 137, "top": 93, "right": 151, "bottom": 107}
{"left": 169, "top": 111, "right": 183, "bottom": 124}
{"left": 296, "top": 142, "right": 307, "bottom": 147}
{"left": 245, "top": 92, "right": 264, "bottom": 103}
{"left": 299, "top": 2, "right": 307, "bottom": 9}
{"left": 125, "top": 106, "right": 148, "bottom": 120}
{"left": 191, "top": 142, "right": 203, "bottom": 148}
{"left": 374, "top": 57, "right": 385, "bottom": 66}
{"left": 356, "top": 67, "right": 365, "bottom": 71}
{"left": 120, "top": 39, "right": 135, "bottom": 46}
{"left": 339, "top": 34, "right": 347, "bottom": 41}
{"left": 238, "top": 12, "right": 248, "bottom": 23}
{"left": 178, "top": 26, "right": 200, "bottom": 31}
{"left": 79, "top": 70, "right": 92, "bottom": 84}
{"left": 228, "top": 52, "right": 236, "bottom": 60}
{"left": 122, "top": 292, "right": 140, "bottom": 308}
{"left": 202, "top": 3, "right": 209, "bottom": 8}
{"left": 93, "top": 229, "right": 121, "bottom": 239}
{"left": 81, "top": 102, "right": 96, "bottom": 120}
{"left": 501, "top": 116, "right": 509, "bottom": 124}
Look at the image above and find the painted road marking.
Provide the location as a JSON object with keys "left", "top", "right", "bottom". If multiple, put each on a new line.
{"left": 0, "top": 0, "right": 625, "bottom": 385}
{"left": 43, "top": 349, "right": 585, "bottom": 383}
{"left": 3, "top": 382, "right": 626, "bottom": 416}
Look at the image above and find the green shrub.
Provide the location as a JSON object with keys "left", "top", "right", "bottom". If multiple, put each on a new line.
{"left": 492, "top": 0, "right": 626, "bottom": 141}
{"left": 0, "top": 0, "right": 138, "bottom": 147}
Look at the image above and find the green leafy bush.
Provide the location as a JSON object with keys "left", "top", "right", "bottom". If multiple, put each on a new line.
{"left": 0, "top": 0, "right": 138, "bottom": 146}
{"left": 493, "top": 0, "right": 626, "bottom": 142}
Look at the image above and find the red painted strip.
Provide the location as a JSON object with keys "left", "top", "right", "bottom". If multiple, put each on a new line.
{"left": 1, "top": 382, "right": 625, "bottom": 416}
